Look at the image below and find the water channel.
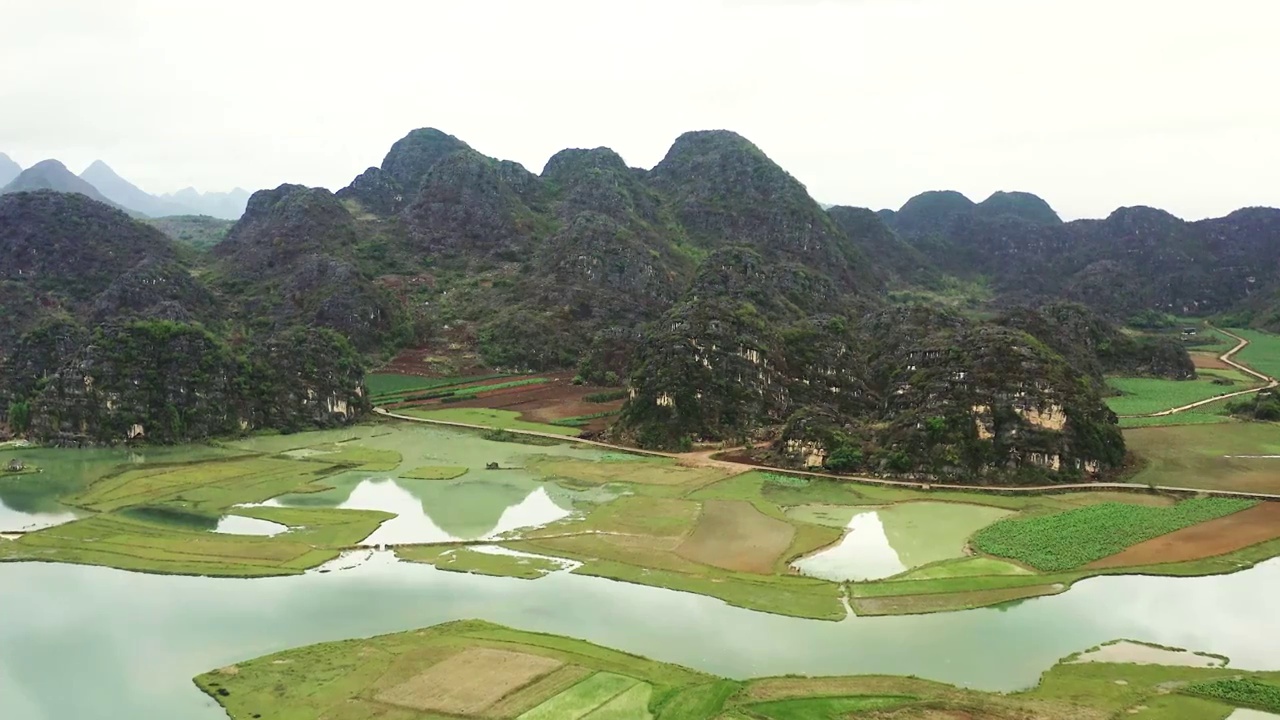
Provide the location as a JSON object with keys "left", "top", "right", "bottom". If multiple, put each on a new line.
{"left": 1, "top": 426, "right": 1277, "bottom": 719}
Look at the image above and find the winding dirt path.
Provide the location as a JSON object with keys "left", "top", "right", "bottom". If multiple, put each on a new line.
{"left": 374, "top": 409, "right": 1280, "bottom": 501}
{"left": 1121, "top": 326, "right": 1278, "bottom": 418}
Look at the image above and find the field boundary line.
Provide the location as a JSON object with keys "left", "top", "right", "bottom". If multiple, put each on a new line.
{"left": 374, "top": 409, "right": 1280, "bottom": 502}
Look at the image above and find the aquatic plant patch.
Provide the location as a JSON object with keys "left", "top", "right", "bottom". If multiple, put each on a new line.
{"left": 1182, "top": 678, "right": 1280, "bottom": 712}
{"left": 972, "top": 498, "right": 1257, "bottom": 571}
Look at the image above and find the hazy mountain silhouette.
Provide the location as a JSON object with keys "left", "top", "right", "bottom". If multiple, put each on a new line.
{"left": 80, "top": 160, "right": 195, "bottom": 218}
{"left": 160, "top": 187, "right": 251, "bottom": 220}
{"left": 0, "top": 153, "right": 20, "bottom": 187}
{"left": 1, "top": 160, "right": 122, "bottom": 209}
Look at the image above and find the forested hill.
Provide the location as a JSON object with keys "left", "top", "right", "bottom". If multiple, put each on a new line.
{"left": 1, "top": 125, "right": 1274, "bottom": 484}
{"left": 880, "top": 190, "right": 1280, "bottom": 329}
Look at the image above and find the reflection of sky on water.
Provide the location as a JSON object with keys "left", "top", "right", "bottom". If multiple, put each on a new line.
{"left": 792, "top": 511, "right": 907, "bottom": 581}
{"left": 212, "top": 515, "right": 288, "bottom": 537}
{"left": 2, "top": 556, "right": 1279, "bottom": 720}
{"left": 0, "top": 498, "right": 78, "bottom": 532}
{"left": 255, "top": 478, "right": 572, "bottom": 544}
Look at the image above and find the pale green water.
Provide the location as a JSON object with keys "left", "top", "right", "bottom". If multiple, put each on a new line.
{"left": 3, "top": 426, "right": 1280, "bottom": 718}
{"left": 790, "top": 502, "right": 1012, "bottom": 581}
{"left": 2, "top": 556, "right": 1279, "bottom": 719}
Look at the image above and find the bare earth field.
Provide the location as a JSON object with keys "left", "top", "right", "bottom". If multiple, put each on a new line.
{"left": 398, "top": 372, "right": 625, "bottom": 433}
{"left": 1190, "top": 352, "right": 1233, "bottom": 370}
{"left": 1089, "top": 502, "right": 1280, "bottom": 568}
{"left": 375, "top": 647, "right": 562, "bottom": 715}
{"left": 676, "top": 499, "right": 795, "bottom": 573}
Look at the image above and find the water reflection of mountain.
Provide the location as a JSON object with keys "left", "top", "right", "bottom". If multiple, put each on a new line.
{"left": 263, "top": 472, "right": 578, "bottom": 542}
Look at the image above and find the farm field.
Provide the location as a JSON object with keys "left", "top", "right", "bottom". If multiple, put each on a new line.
{"left": 397, "top": 407, "right": 583, "bottom": 435}
{"left": 195, "top": 619, "right": 1280, "bottom": 720}
{"left": 971, "top": 498, "right": 1257, "bottom": 571}
{"left": 1230, "top": 328, "right": 1280, "bottom": 381}
{"left": 6, "top": 420, "right": 1280, "bottom": 617}
{"left": 381, "top": 371, "right": 628, "bottom": 435}
{"left": 1106, "top": 368, "right": 1260, "bottom": 416}
{"left": 1125, "top": 422, "right": 1280, "bottom": 493}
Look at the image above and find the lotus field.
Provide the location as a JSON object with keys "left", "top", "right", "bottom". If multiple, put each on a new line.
{"left": 971, "top": 498, "right": 1257, "bottom": 571}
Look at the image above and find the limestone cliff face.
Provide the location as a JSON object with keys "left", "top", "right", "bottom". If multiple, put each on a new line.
{"left": 30, "top": 322, "right": 247, "bottom": 445}
{"left": 25, "top": 322, "right": 368, "bottom": 446}
{"left": 245, "top": 327, "right": 370, "bottom": 432}
{"left": 774, "top": 309, "right": 1125, "bottom": 483}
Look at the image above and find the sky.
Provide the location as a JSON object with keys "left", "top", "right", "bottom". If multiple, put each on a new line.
{"left": 2, "top": 0, "right": 1277, "bottom": 220}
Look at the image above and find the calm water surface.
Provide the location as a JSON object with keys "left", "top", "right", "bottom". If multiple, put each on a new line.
{"left": 2, "top": 426, "right": 1277, "bottom": 718}
{"left": 2, "top": 556, "right": 1277, "bottom": 719}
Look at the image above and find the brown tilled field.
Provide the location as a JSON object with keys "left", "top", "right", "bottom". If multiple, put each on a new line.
{"left": 374, "top": 647, "right": 562, "bottom": 715}
{"left": 1088, "top": 502, "right": 1280, "bottom": 568}
{"left": 676, "top": 499, "right": 796, "bottom": 573}
{"left": 1189, "top": 352, "right": 1232, "bottom": 370}
{"left": 395, "top": 372, "right": 625, "bottom": 433}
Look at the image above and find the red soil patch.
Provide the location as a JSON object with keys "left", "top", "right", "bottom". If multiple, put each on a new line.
{"left": 1088, "top": 502, "right": 1280, "bottom": 568}
{"left": 396, "top": 373, "right": 625, "bottom": 433}
{"left": 1190, "top": 352, "right": 1231, "bottom": 370}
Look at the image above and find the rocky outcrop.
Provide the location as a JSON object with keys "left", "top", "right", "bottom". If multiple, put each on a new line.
{"left": 26, "top": 321, "right": 368, "bottom": 446}
{"left": 335, "top": 166, "right": 405, "bottom": 215}
{"left": 402, "top": 150, "right": 544, "bottom": 260}
{"left": 1000, "top": 302, "right": 1195, "bottom": 384}
{"left": 647, "top": 130, "right": 878, "bottom": 292}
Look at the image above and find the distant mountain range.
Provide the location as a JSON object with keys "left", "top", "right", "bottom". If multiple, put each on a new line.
{"left": 0, "top": 159, "right": 122, "bottom": 209}
{"left": 0, "top": 155, "right": 248, "bottom": 220}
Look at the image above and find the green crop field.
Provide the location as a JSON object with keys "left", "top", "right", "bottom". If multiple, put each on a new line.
{"left": 1117, "top": 410, "right": 1234, "bottom": 428}
{"left": 746, "top": 695, "right": 915, "bottom": 719}
{"left": 1182, "top": 678, "right": 1280, "bottom": 713}
{"left": 66, "top": 456, "right": 336, "bottom": 513}
{"left": 367, "top": 373, "right": 497, "bottom": 397}
{"left": 0, "top": 507, "right": 390, "bottom": 576}
{"left": 972, "top": 498, "right": 1257, "bottom": 571}
{"left": 1230, "top": 328, "right": 1280, "bottom": 380}
{"left": 1106, "top": 369, "right": 1259, "bottom": 416}
{"left": 195, "top": 619, "right": 1280, "bottom": 720}
{"left": 398, "top": 408, "right": 581, "bottom": 436}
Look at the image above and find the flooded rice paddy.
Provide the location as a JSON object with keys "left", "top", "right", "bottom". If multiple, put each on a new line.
{"left": 789, "top": 502, "right": 1013, "bottom": 580}
{"left": 3, "top": 425, "right": 1279, "bottom": 719}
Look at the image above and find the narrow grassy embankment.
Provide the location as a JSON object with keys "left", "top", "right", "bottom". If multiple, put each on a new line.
{"left": 195, "top": 619, "right": 1280, "bottom": 720}
{"left": 397, "top": 407, "right": 582, "bottom": 436}
{"left": 398, "top": 545, "right": 566, "bottom": 580}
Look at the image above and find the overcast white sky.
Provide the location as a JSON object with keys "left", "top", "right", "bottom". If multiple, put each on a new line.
{"left": 3, "top": 0, "right": 1276, "bottom": 219}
